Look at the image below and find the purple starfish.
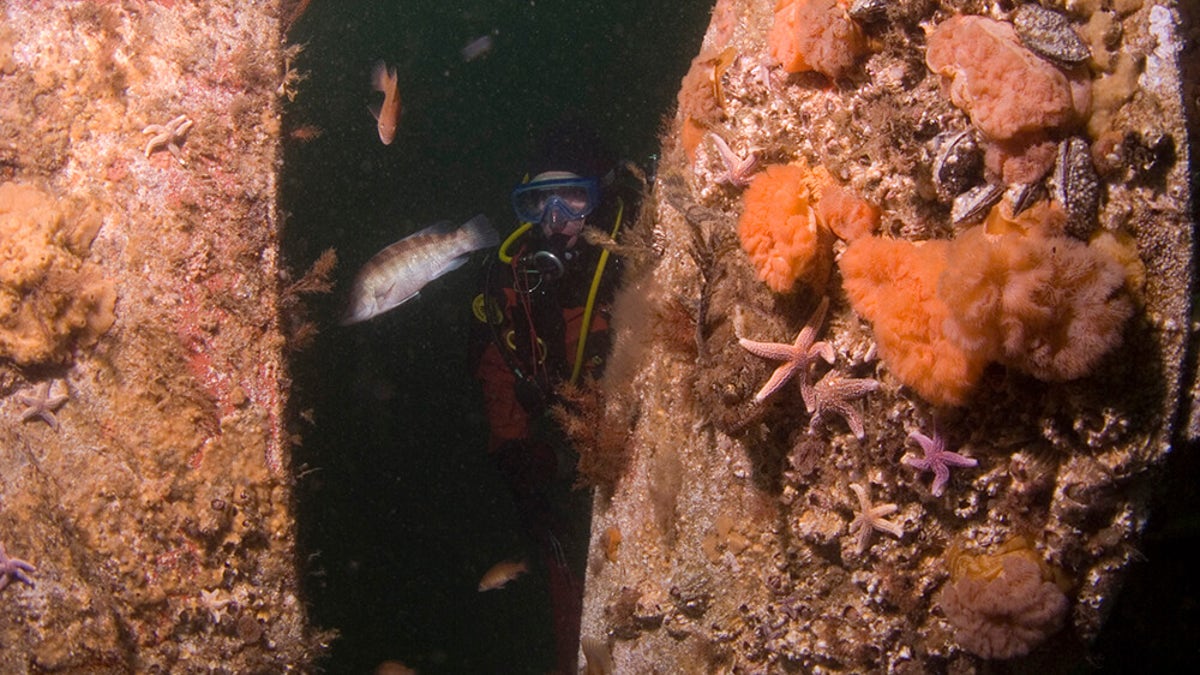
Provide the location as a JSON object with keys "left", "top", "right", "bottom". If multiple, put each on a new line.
{"left": 0, "top": 542, "right": 35, "bottom": 592}
{"left": 739, "top": 297, "right": 835, "bottom": 404}
{"left": 902, "top": 428, "right": 978, "bottom": 497}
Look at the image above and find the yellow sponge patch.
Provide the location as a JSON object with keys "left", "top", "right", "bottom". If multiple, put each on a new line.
{"left": 0, "top": 181, "right": 116, "bottom": 365}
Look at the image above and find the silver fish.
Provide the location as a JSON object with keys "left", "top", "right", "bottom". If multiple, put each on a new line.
{"left": 341, "top": 214, "right": 498, "bottom": 325}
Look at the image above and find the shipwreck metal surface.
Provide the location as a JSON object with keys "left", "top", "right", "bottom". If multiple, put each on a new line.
{"left": 579, "top": 0, "right": 1195, "bottom": 672}
{"left": 0, "top": 1, "right": 326, "bottom": 670}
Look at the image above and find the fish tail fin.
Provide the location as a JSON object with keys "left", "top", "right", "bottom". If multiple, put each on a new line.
{"left": 460, "top": 214, "right": 500, "bottom": 250}
{"left": 371, "top": 60, "right": 396, "bottom": 92}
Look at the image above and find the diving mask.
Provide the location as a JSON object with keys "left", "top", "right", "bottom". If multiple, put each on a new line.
{"left": 510, "top": 171, "right": 600, "bottom": 226}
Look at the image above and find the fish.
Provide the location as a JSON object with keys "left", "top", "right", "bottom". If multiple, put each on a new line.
{"left": 460, "top": 34, "right": 494, "bottom": 62}
{"left": 477, "top": 558, "right": 528, "bottom": 592}
{"left": 369, "top": 61, "right": 402, "bottom": 145}
{"left": 341, "top": 215, "right": 498, "bottom": 325}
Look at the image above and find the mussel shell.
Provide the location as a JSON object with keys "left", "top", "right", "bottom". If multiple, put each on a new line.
{"left": 1014, "top": 4, "right": 1091, "bottom": 65}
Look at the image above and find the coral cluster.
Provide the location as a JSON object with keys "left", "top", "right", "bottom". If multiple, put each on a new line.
{"left": 583, "top": 0, "right": 1184, "bottom": 672}
{"left": 925, "top": 15, "right": 1089, "bottom": 141}
{"left": 0, "top": 181, "right": 116, "bottom": 365}
{"left": 941, "top": 223, "right": 1133, "bottom": 382}
{"left": 840, "top": 202, "right": 1133, "bottom": 404}
{"left": 677, "top": 48, "right": 737, "bottom": 161}
{"left": 768, "top": 0, "right": 866, "bottom": 79}
{"left": 736, "top": 161, "right": 834, "bottom": 294}
{"left": 937, "top": 538, "right": 1069, "bottom": 659}
{"left": 840, "top": 235, "right": 984, "bottom": 406}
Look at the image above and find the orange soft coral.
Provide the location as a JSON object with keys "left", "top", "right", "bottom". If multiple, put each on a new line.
{"left": 816, "top": 182, "right": 879, "bottom": 242}
{"left": 940, "top": 224, "right": 1133, "bottom": 381}
{"left": 738, "top": 162, "right": 835, "bottom": 294}
{"left": 768, "top": 0, "right": 866, "bottom": 79}
{"left": 677, "top": 47, "right": 736, "bottom": 128}
{"left": 839, "top": 236, "right": 987, "bottom": 406}
{"left": 925, "top": 15, "right": 1089, "bottom": 141}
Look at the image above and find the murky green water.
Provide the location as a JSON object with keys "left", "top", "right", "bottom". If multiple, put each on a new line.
{"left": 282, "top": 2, "right": 713, "bottom": 672}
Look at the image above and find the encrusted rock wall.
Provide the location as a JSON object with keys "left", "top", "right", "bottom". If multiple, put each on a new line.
{"left": 578, "top": 1, "right": 1195, "bottom": 671}
{"left": 0, "top": 1, "right": 325, "bottom": 670}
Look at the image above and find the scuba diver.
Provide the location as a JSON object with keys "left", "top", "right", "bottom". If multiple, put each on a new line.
{"left": 470, "top": 164, "right": 637, "bottom": 673}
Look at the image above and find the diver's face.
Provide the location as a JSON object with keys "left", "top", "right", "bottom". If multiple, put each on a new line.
{"left": 541, "top": 201, "right": 585, "bottom": 248}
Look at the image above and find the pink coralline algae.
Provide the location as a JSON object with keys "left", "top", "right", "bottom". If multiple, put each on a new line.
{"left": 925, "top": 15, "right": 1090, "bottom": 141}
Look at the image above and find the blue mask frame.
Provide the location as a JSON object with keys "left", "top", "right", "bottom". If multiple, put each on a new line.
{"left": 511, "top": 176, "right": 600, "bottom": 224}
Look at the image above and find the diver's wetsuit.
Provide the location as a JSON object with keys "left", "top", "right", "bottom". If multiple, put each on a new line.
{"left": 469, "top": 196, "right": 624, "bottom": 674}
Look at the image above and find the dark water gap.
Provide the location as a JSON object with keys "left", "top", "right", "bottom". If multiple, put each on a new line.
{"left": 280, "top": 1, "right": 715, "bottom": 672}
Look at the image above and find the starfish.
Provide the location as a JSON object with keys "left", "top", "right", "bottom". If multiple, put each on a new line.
{"left": 902, "top": 428, "right": 978, "bottom": 497}
{"left": 739, "top": 297, "right": 835, "bottom": 404}
{"left": 199, "top": 588, "right": 232, "bottom": 623}
{"left": 0, "top": 542, "right": 35, "bottom": 593}
{"left": 806, "top": 370, "right": 878, "bottom": 439}
{"left": 18, "top": 379, "right": 69, "bottom": 431}
{"left": 848, "top": 482, "right": 903, "bottom": 555}
{"left": 710, "top": 132, "right": 760, "bottom": 187}
{"left": 142, "top": 114, "right": 193, "bottom": 165}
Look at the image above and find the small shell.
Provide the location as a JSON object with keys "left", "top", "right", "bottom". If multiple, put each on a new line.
{"left": 932, "top": 129, "right": 982, "bottom": 201}
{"left": 1124, "top": 130, "right": 1177, "bottom": 184}
{"left": 1014, "top": 4, "right": 1091, "bottom": 65}
{"left": 1052, "top": 137, "right": 1100, "bottom": 239}
{"left": 1007, "top": 181, "right": 1046, "bottom": 216}
{"left": 848, "top": 0, "right": 888, "bottom": 24}
{"left": 952, "top": 183, "right": 1004, "bottom": 225}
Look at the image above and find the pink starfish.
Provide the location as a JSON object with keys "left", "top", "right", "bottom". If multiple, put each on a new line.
{"left": 807, "top": 370, "right": 878, "bottom": 439}
{"left": 710, "top": 133, "right": 760, "bottom": 187}
{"left": 739, "top": 297, "right": 835, "bottom": 404}
{"left": 902, "top": 428, "right": 978, "bottom": 497}
{"left": 18, "top": 379, "right": 69, "bottom": 431}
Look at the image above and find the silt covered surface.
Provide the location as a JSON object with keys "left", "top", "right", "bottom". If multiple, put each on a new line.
{"left": 1, "top": 1, "right": 325, "bottom": 671}
{"left": 577, "top": 0, "right": 1196, "bottom": 672}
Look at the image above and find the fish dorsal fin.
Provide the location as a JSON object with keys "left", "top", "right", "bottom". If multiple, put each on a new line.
{"left": 419, "top": 220, "right": 458, "bottom": 236}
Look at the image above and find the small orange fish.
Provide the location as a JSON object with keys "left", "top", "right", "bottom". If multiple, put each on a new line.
{"left": 370, "top": 61, "right": 402, "bottom": 145}
{"left": 477, "top": 559, "right": 528, "bottom": 592}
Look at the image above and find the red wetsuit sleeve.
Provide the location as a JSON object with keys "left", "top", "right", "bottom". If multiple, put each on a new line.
{"left": 475, "top": 340, "right": 531, "bottom": 453}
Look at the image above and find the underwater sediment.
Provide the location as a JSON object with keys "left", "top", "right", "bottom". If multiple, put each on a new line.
{"left": 576, "top": 0, "right": 1196, "bottom": 672}
{"left": 1, "top": 1, "right": 326, "bottom": 670}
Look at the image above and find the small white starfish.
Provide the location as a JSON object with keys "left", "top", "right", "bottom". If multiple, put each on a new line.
{"left": 848, "top": 482, "right": 903, "bottom": 555}
{"left": 199, "top": 588, "right": 232, "bottom": 623}
{"left": 18, "top": 379, "right": 69, "bottom": 431}
{"left": 142, "top": 114, "right": 193, "bottom": 165}
{"left": 710, "top": 133, "right": 760, "bottom": 187}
